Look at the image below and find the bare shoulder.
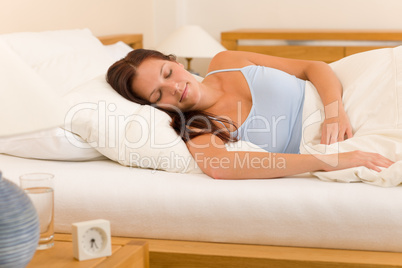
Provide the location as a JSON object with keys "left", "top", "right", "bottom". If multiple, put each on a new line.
{"left": 209, "top": 50, "right": 325, "bottom": 80}
{"left": 207, "top": 51, "right": 252, "bottom": 73}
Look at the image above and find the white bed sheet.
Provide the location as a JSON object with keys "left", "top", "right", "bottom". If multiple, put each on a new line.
{"left": 302, "top": 46, "right": 402, "bottom": 186}
{"left": 2, "top": 153, "right": 402, "bottom": 252}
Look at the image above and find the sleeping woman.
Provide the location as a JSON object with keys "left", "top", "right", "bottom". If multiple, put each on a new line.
{"left": 106, "top": 49, "right": 394, "bottom": 180}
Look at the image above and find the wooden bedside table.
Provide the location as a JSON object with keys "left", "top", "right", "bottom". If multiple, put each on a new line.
{"left": 27, "top": 233, "right": 149, "bottom": 268}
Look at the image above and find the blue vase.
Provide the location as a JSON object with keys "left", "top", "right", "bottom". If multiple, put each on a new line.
{"left": 0, "top": 171, "right": 40, "bottom": 268}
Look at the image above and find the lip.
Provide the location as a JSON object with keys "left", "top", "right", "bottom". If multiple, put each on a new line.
{"left": 179, "top": 84, "right": 188, "bottom": 102}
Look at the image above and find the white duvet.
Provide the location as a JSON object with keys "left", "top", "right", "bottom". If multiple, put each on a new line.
{"left": 301, "top": 46, "right": 402, "bottom": 187}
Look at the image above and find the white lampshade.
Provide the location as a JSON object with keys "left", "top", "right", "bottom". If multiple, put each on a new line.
{"left": 0, "top": 41, "right": 65, "bottom": 137}
{"left": 156, "top": 25, "right": 226, "bottom": 59}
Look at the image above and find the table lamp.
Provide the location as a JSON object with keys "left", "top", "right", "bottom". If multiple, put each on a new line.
{"left": 0, "top": 40, "right": 65, "bottom": 267}
{"left": 156, "top": 25, "right": 227, "bottom": 73}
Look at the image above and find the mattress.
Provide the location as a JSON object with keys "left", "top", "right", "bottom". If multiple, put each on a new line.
{"left": 2, "top": 153, "right": 402, "bottom": 252}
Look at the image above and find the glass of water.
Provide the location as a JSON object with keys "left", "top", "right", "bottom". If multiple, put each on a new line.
{"left": 20, "top": 173, "right": 54, "bottom": 250}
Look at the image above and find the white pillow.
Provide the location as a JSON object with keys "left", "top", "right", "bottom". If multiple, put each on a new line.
{"left": 0, "top": 28, "right": 115, "bottom": 96}
{"left": 63, "top": 75, "right": 202, "bottom": 173}
{"left": 104, "top": 41, "right": 134, "bottom": 61}
{"left": 0, "top": 29, "right": 113, "bottom": 161}
{"left": 0, "top": 128, "right": 106, "bottom": 161}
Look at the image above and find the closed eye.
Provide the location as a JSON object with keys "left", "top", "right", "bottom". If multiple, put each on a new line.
{"left": 155, "top": 91, "right": 162, "bottom": 103}
{"left": 153, "top": 68, "right": 171, "bottom": 103}
{"left": 165, "top": 69, "right": 172, "bottom": 79}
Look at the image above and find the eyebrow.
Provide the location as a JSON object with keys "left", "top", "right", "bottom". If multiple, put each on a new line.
{"left": 148, "top": 63, "right": 166, "bottom": 100}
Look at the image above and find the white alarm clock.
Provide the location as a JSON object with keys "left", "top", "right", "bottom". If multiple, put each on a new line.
{"left": 72, "top": 219, "right": 112, "bottom": 261}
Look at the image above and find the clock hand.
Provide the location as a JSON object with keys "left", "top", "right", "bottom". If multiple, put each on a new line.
{"left": 90, "top": 238, "right": 99, "bottom": 249}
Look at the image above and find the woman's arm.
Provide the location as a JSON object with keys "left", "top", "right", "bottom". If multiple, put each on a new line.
{"left": 187, "top": 133, "right": 394, "bottom": 180}
{"left": 302, "top": 61, "right": 353, "bottom": 144}
{"left": 209, "top": 51, "right": 353, "bottom": 144}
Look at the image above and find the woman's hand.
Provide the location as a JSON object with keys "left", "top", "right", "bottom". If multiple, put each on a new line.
{"left": 321, "top": 104, "right": 353, "bottom": 145}
{"left": 321, "top": 151, "right": 394, "bottom": 172}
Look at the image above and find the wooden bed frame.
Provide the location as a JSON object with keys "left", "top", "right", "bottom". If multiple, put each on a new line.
{"left": 221, "top": 29, "right": 402, "bottom": 62}
{"left": 98, "top": 33, "right": 143, "bottom": 49}
{"left": 56, "top": 233, "right": 402, "bottom": 268}
{"left": 95, "top": 31, "right": 402, "bottom": 267}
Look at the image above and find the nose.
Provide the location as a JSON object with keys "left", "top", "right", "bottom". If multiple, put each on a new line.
{"left": 164, "top": 81, "right": 179, "bottom": 95}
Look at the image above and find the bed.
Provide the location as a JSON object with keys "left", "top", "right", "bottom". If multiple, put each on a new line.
{"left": 221, "top": 28, "right": 402, "bottom": 62}
{"left": 1, "top": 29, "right": 402, "bottom": 267}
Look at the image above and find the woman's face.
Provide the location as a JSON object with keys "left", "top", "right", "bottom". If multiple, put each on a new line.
{"left": 132, "top": 58, "right": 201, "bottom": 112}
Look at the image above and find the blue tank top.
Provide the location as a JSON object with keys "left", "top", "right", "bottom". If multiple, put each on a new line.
{"left": 205, "top": 65, "right": 305, "bottom": 154}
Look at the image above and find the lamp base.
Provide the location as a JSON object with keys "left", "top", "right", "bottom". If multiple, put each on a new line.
{"left": 185, "top": 58, "right": 200, "bottom": 75}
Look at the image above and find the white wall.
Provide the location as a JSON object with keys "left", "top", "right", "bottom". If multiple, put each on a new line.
{"left": 0, "top": 0, "right": 155, "bottom": 47}
{"left": 154, "top": 0, "right": 402, "bottom": 75}
{"left": 2, "top": 0, "right": 402, "bottom": 75}
{"left": 170, "top": 0, "right": 402, "bottom": 40}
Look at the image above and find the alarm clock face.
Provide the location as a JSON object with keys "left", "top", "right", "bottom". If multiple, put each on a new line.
{"left": 81, "top": 227, "right": 107, "bottom": 254}
{"left": 72, "top": 219, "right": 112, "bottom": 261}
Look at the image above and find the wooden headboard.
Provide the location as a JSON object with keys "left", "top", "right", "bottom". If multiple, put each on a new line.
{"left": 221, "top": 29, "right": 402, "bottom": 63}
{"left": 98, "top": 33, "right": 143, "bottom": 49}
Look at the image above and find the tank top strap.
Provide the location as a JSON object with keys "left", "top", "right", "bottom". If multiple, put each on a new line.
{"left": 205, "top": 68, "right": 242, "bottom": 77}
{"left": 208, "top": 116, "right": 232, "bottom": 133}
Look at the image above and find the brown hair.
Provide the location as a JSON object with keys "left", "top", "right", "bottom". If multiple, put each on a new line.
{"left": 106, "top": 48, "right": 237, "bottom": 143}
